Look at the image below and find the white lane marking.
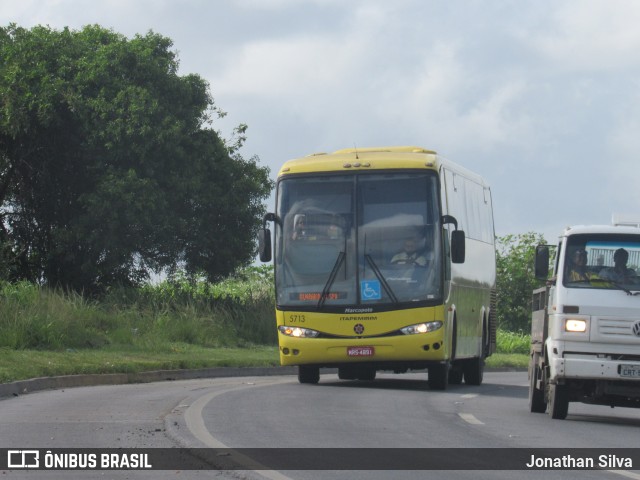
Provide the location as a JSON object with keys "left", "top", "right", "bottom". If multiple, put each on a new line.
{"left": 460, "top": 394, "right": 478, "bottom": 399}
{"left": 184, "top": 377, "right": 293, "bottom": 480}
{"left": 458, "top": 413, "right": 484, "bottom": 425}
{"left": 185, "top": 384, "right": 247, "bottom": 448}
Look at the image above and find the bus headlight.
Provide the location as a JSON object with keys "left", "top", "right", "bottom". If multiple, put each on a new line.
{"left": 565, "top": 319, "right": 587, "bottom": 333}
{"left": 278, "top": 325, "right": 321, "bottom": 338}
{"left": 401, "top": 321, "right": 443, "bottom": 335}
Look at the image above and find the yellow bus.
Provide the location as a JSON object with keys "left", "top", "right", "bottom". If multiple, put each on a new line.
{"left": 259, "top": 146, "right": 496, "bottom": 389}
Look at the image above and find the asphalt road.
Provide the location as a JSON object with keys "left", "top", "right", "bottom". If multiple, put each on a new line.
{"left": 1, "top": 370, "right": 639, "bottom": 480}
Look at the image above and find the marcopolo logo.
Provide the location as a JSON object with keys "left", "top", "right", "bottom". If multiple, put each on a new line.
{"left": 8, "top": 450, "right": 40, "bottom": 469}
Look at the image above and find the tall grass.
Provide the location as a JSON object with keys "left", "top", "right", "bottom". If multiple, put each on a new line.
{"left": 0, "top": 266, "right": 276, "bottom": 351}
{"left": 1, "top": 266, "right": 529, "bottom": 355}
{"left": 496, "top": 330, "right": 530, "bottom": 354}
{"left": 0, "top": 270, "right": 532, "bottom": 381}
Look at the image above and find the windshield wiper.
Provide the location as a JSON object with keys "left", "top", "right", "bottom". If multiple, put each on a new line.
{"left": 365, "top": 254, "right": 399, "bottom": 304}
{"left": 317, "top": 251, "right": 345, "bottom": 309}
{"left": 568, "top": 278, "right": 640, "bottom": 295}
{"left": 607, "top": 280, "right": 640, "bottom": 296}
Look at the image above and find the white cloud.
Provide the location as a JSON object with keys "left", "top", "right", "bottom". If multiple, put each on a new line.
{"left": 606, "top": 103, "right": 640, "bottom": 206}
{"left": 211, "top": 34, "right": 363, "bottom": 97}
{"left": 234, "top": 0, "right": 343, "bottom": 9}
{"left": 210, "top": 2, "right": 399, "bottom": 100}
{"left": 456, "top": 81, "right": 532, "bottom": 152}
{"left": 524, "top": 0, "right": 640, "bottom": 72}
{"left": 359, "top": 41, "right": 535, "bottom": 156}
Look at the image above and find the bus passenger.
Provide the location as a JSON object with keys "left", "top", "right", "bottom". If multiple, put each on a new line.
{"left": 567, "top": 249, "right": 599, "bottom": 282}
{"left": 599, "top": 248, "right": 637, "bottom": 283}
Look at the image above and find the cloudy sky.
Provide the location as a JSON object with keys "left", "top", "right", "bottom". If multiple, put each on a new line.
{"left": 3, "top": 0, "right": 640, "bottom": 242}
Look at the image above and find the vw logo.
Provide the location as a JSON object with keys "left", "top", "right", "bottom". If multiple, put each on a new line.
{"left": 632, "top": 321, "right": 640, "bottom": 337}
{"left": 354, "top": 324, "right": 365, "bottom": 335}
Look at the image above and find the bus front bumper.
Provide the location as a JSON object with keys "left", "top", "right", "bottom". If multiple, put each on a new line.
{"left": 278, "top": 332, "right": 447, "bottom": 367}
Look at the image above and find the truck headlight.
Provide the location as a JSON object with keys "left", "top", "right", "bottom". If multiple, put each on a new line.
{"left": 565, "top": 319, "right": 587, "bottom": 333}
{"left": 401, "top": 321, "right": 443, "bottom": 335}
{"left": 278, "top": 325, "right": 320, "bottom": 338}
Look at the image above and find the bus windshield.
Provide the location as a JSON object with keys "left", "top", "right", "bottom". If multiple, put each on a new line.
{"left": 275, "top": 172, "right": 443, "bottom": 310}
{"left": 563, "top": 234, "right": 640, "bottom": 290}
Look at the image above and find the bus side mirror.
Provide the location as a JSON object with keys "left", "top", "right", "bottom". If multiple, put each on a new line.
{"left": 258, "top": 213, "right": 275, "bottom": 262}
{"left": 258, "top": 229, "right": 271, "bottom": 262}
{"left": 451, "top": 230, "right": 466, "bottom": 264}
{"left": 535, "top": 245, "right": 549, "bottom": 280}
{"left": 442, "top": 215, "right": 465, "bottom": 263}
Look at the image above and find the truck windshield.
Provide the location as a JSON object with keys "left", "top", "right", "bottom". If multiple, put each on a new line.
{"left": 274, "top": 172, "right": 443, "bottom": 310}
{"left": 563, "top": 234, "right": 640, "bottom": 290}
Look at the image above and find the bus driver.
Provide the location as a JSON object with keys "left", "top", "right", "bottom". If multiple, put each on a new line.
{"left": 391, "top": 237, "right": 427, "bottom": 267}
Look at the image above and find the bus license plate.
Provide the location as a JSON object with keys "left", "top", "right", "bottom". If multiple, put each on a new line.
{"left": 620, "top": 364, "right": 640, "bottom": 378}
{"left": 348, "top": 346, "right": 374, "bottom": 357}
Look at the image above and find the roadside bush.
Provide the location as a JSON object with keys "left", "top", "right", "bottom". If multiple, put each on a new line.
{"left": 0, "top": 266, "right": 277, "bottom": 351}
{"left": 0, "top": 285, "right": 112, "bottom": 349}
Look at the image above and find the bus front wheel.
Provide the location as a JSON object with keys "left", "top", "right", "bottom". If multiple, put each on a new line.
{"left": 298, "top": 366, "right": 320, "bottom": 384}
{"left": 428, "top": 364, "right": 448, "bottom": 390}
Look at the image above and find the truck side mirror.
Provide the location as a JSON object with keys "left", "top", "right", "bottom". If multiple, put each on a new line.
{"left": 535, "top": 245, "right": 549, "bottom": 280}
{"left": 451, "top": 230, "right": 466, "bottom": 264}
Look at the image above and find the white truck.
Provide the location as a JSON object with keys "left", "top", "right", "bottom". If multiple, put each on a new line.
{"left": 529, "top": 221, "right": 640, "bottom": 419}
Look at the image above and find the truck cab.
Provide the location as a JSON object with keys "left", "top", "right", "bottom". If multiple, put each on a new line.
{"left": 529, "top": 224, "right": 640, "bottom": 419}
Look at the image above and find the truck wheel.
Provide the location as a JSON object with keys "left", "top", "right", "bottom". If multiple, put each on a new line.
{"left": 463, "top": 358, "right": 484, "bottom": 386}
{"left": 298, "top": 366, "right": 320, "bottom": 384}
{"left": 548, "top": 383, "right": 569, "bottom": 419}
{"left": 528, "top": 365, "right": 546, "bottom": 413}
{"left": 428, "top": 364, "right": 448, "bottom": 390}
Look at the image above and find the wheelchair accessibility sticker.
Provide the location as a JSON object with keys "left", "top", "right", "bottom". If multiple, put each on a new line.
{"left": 361, "top": 280, "right": 381, "bottom": 301}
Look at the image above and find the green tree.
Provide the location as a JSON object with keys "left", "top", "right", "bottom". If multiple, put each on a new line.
{"left": 496, "top": 232, "right": 546, "bottom": 332}
{"left": 0, "top": 24, "right": 273, "bottom": 292}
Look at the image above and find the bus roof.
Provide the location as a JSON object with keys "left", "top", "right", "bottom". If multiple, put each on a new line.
{"left": 277, "top": 146, "right": 439, "bottom": 177}
{"left": 277, "top": 146, "right": 490, "bottom": 188}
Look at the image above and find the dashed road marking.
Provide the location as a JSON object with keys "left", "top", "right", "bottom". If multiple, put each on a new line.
{"left": 458, "top": 413, "right": 484, "bottom": 425}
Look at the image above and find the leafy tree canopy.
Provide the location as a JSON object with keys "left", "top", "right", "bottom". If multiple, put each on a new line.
{"left": 0, "top": 24, "right": 273, "bottom": 292}
{"left": 495, "top": 232, "right": 547, "bottom": 332}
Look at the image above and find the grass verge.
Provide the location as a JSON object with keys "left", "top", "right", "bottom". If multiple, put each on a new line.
{"left": 485, "top": 353, "right": 529, "bottom": 369}
{"left": 0, "top": 346, "right": 527, "bottom": 384}
{"left": 0, "top": 345, "right": 280, "bottom": 383}
{"left": 0, "top": 278, "right": 530, "bottom": 384}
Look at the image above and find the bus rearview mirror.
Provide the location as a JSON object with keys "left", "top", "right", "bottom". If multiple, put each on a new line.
{"left": 451, "top": 230, "right": 466, "bottom": 264}
{"left": 258, "top": 229, "right": 272, "bottom": 262}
